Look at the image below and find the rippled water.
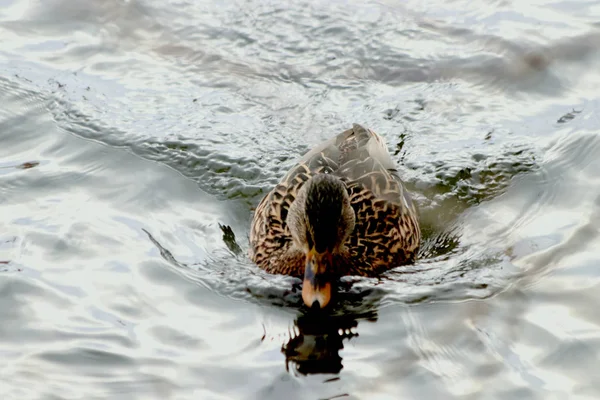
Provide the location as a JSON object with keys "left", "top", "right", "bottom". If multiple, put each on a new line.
{"left": 2, "top": 0, "right": 600, "bottom": 398}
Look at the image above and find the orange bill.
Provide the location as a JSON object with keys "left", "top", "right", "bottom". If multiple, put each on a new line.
{"left": 302, "top": 248, "right": 332, "bottom": 309}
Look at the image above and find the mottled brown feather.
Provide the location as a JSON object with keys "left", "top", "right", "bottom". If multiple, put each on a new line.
{"left": 249, "top": 124, "right": 421, "bottom": 278}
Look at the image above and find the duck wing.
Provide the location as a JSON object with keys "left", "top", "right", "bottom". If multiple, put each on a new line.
{"left": 331, "top": 124, "right": 421, "bottom": 270}
{"left": 330, "top": 124, "right": 417, "bottom": 215}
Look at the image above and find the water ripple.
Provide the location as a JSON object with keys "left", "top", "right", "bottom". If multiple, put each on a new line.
{"left": 3, "top": 0, "right": 600, "bottom": 398}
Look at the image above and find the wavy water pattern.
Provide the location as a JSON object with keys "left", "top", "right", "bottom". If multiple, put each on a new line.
{"left": 2, "top": 0, "right": 600, "bottom": 398}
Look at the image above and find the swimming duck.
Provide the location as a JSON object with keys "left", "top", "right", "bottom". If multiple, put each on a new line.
{"left": 249, "top": 124, "right": 420, "bottom": 309}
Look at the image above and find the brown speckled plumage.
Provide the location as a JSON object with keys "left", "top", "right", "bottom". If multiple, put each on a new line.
{"left": 249, "top": 124, "right": 420, "bottom": 279}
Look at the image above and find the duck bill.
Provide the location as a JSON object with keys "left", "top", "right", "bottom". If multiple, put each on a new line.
{"left": 302, "top": 248, "right": 332, "bottom": 309}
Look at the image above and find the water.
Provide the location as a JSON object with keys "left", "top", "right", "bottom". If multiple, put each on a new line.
{"left": 1, "top": 0, "right": 600, "bottom": 398}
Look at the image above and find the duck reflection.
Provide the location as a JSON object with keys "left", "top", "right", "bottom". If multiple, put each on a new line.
{"left": 282, "top": 312, "right": 362, "bottom": 375}
{"left": 281, "top": 283, "right": 382, "bottom": 375}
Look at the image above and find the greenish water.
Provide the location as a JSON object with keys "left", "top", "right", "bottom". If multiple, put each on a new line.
{"left": 2, "top": 1, "right": 600, "bottom": 399}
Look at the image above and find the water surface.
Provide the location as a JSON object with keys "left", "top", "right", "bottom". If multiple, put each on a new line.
{"left": 2, "top": 0, "right": 600, "bottom": 399}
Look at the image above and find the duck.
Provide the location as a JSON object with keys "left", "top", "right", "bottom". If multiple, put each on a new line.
{"left": 249, "top": 124, "right": 421, "bottom": 309}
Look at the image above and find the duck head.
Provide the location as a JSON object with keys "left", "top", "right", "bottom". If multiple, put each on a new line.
{"left": 287, "top": 173, "right": 356, "bottom": 309}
